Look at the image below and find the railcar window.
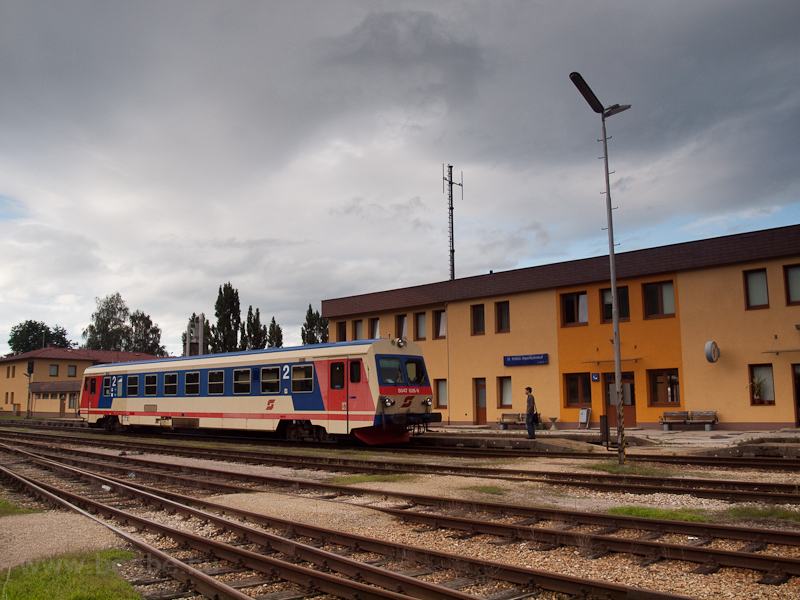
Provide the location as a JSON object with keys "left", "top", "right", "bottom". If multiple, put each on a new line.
{"left": 208, "top": 370, "right": 224, "bottom": 395}
{"left": 185, "top": 372, "right": 200, "bottom": 395}
{"left": 331, "top": 362, "right": 345, "bottom": 390}
{"left": 103, "top": 376, "right": 111, "bottom": 396}
{"left": 164, "top": 373, "right": 178, "bottom": 396}
{"left": 90, "top": 378, "right": 96, "bottom": 395}
{"left": 350, "top": 361, "right": 362, "bottom": 383}
{"left": 233, "top": 369, "right": 251, "bottom": 394}
{"left": 127, "top": 375, "right": 139, "bottom": 396}
{"left": 378, "top": 357, "right": 405, "bottom": 385}
{"left": 145, "top": 374, "right": 158, "bottom": 396}
{"left": 406, "top": 358, "right": 428, "bottom": 385}
{"left": 261, "top": 367, "right": 280, "bottom": 394}
{"left": 292, "top": 365, "right": 314, "bottom": 393}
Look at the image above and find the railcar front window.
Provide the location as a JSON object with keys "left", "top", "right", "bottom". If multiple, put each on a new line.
{"left": 406, "top": 358, "right": 429, "bottom": 385}
{"left": 292, "top": 365, "right": 314, "bottom": 393}
{"left": 378, "top": 357, "right": 405, "bottom": 385}
{"left": 103, "top": 377, "right": 111, "bottom": 396}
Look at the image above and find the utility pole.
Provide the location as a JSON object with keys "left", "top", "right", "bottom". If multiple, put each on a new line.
{"left": 443, "top": 164, "right": 463, "bottom": 280}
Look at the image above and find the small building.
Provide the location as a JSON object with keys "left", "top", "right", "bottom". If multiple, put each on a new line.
{"left": 322, "top": 224, "right": 800, "bottom": 431}
{"left": 0, "top": 347, "right": 161, "bottom": 418}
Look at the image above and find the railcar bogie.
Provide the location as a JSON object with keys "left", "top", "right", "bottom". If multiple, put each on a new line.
{"left": 79, "top": 338, "right": 440, "bottom": 445}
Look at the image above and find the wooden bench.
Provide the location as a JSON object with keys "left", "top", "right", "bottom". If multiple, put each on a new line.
{"left": 497, "top": 413, "right": 525, "bottom": 430}
{"left": 687, "top": 410, "right": 718, "bottom": 431}
{"left": 659, "top": 410, "right": 718, "bottom": 431}
{"left": 659, "top": 411, "right": 689, "bottom": 431}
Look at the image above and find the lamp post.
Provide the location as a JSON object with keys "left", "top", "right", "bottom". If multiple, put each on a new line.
{"left": 569, "top": 71, "right": 630, "bottom": 465}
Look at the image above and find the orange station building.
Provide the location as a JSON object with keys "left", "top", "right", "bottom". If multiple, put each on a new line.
{"left": 322, "top": 225, "right": 800, "bottom": 431}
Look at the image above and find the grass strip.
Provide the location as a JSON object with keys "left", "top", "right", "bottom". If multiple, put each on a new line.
{"left": 606, "top": 506, "right": 710, "bottom": 522}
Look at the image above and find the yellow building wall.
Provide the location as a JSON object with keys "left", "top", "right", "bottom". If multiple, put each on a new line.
{"left": 556, "top": 274, "right": 683, "bottom": 427}
{"left": 0, "top": 358, "right": 88, "bottom": 417}
{"left": 679, "top": 260, "right": 800, "bottom": 428}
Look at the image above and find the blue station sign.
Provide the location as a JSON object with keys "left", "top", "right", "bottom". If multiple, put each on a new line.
{"left": 503, "top": 353, "right": 549, "bottom": 367}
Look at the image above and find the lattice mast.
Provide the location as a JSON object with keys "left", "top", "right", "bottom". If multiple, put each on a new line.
{"left": 443, "top": 164, "right": 463, "bottom": 280}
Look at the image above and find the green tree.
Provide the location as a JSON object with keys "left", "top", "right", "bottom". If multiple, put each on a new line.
{"left": 128, "top": 310, "right": 168, "bottom": 356}
{"left": 240, "top": 305, "right": 268, "bottom": 351}
{"left": 209, "top": 282, "right": 241, "bottom": 353}
{"left": 7, "top": 320, "right": 74, "bottom": 354}
{"left": 82, "top": 293, "right": 131, "bottom": 351}
{"left": 300, "top": 304, "right": 328, "bottom": 345}
{"left": 267, "top": 316, "right": 283, "bottom": 348}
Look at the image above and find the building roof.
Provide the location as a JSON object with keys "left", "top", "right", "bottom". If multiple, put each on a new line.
{"left": 31, "top": 381, "right": 82, "bottom": 394}
{"left": 322, "top": 224, "right": 800, "bottom": 318}
{"left": 0, "top": 347, "right": 162, "bottom": 364}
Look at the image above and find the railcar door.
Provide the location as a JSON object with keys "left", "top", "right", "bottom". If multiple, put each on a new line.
{"left": 80, "top": 375, "right": 103, "bottom": 419}
{"left": 328, "top": 359, "right": 368, "bottom": 433}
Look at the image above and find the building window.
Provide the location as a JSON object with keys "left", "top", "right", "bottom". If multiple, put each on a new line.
{"left": 261, "top": 367, "right": 280, "bottom": 394}
{"left": 352, "top": 319, "right": 363, "bottom": 340}
{"left": 750, "top": 364, "right": 775, "bottom": 405}
{"left": 127, "top": 375, "right": 139, "bottom": 396}
{"left": 495, "top": 301, "right": 510, "bottom": 333}
{"left": 784, "top": 264, "right": 800, "bottom": 305}
{"left": 744, "top": 269, "right": 769, "bottom": 309}
{"left": 369, "top": 318, "right": 380, "bottom": 339}
{"left": 643, "top": 281, "right": 675, "bottom": 318}
{"left": 414, "top": 312, "right": 427, "bottom": 341}
{"left": 233, "top": 369, "right": 251, "bottom": 394}
{"left": 433, "top": 310, "right": 446, "bottom": 339}
{"left": 68, "top": 393, "right": 77, "bottom": 409}
{"left": 565, "top": 373, "right": 591, "bottom": 406}
{"left": 498, "top": 377, "right": 512, "bottom": 407}
{"left": 435, "top": 379, "right": 448, "bottom": 408}
{"left": 11, "top": 365, "right": 15, "bottom": 378}
{"left": 164, "top": 373, "right": 178, "bottom": 396}
{"left": 649, "top": 369, "right": 680, "bottom": 405}
{"left": 292, "top": 365, "right": 314, "bottom": 393}
{"left": 396, "top": 314, "right": 408, "bottom": 339}
{"left": 68, "top": 365, "right": 77, "bottom": 377}
{"left": 562, "top": 292, "right": 588, "bottom": 326}
{"left": 336, "top": 321, "right": 347, "bottom": 342}
{"left": 471, "top": 304, "right": 485, "bottom": 336}
{"left": 49, "top": 364, "right": 59, "bottom": 377}
{"left": 601, "top": 287, "right": 630, "bottom": 322}
{"left": 145, "top": 374, "right": 158, "bottom": 396}
{"left": 185, "top": 372, "right": 200, "bottom": 395}
{"left": 208, "top": 370, "right": 224, "bottom": 395}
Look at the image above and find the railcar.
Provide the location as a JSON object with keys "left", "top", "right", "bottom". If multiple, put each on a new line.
{"left": 78, "top": 338, "right": 440, "bottom": 444}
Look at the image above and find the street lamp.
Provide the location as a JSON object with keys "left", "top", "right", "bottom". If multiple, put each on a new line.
{"left": 569, "top": 71, "right": 631, "bottom": 465}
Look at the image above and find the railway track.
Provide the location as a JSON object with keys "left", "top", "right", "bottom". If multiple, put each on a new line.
{"left": 0, "top": 443, "right": 693, "bottom": 600}
{"left": 3, "top": 423, "right": 800, "bottom": 470}
{"left": 4, "top": 431, "right": 800, "bottom": 504}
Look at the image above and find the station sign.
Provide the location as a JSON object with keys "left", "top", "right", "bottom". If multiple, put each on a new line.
{"left": 503, "top": 353, "right": 549, "bottom": 367}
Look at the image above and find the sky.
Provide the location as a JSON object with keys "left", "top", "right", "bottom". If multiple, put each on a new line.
{"left": 2, "top": 1, "right": 799, "bottom": 356}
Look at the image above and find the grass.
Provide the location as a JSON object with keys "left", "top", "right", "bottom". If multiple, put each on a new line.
{"left": 1, "top": 549, "right": 139, "bottom": 600}
{"left": 725, "top": 505, "right": 800, "bottom": 525}
{"left": 329, "top": 473, "right": 416, "bottom": 485}
{"left": 0, "top": 498, "right": 37, "bottom": 518}
{"left": 586, "top": 461, "right": 677, "bottom": 478}
{"left": 606, "top": 506, "right": 711, "bottom": 522}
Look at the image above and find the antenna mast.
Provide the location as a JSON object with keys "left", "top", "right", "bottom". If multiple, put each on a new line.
{"left": 443, "top": 164, "right": 463, "bottom": 280}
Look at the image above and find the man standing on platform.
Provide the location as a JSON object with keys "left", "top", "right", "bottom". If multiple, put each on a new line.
{"left": 525, "top": 386, "right": 537, "bottom": 439}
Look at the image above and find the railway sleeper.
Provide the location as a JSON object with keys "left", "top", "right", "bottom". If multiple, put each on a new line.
{"left": 758, "top": 568, "right": 791, "bottom": 586}
{"left": 691, "top": 559, "right": 721, "bottom": 575}
{"left": 738, "top": 539, "right": 767, "bottom": 553}
{"left": 484, "top": 587, "right": 541, "bottom": 600}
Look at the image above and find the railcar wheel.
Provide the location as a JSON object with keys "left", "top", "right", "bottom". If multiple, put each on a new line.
{"left": 102, "top": 416, "right": 120, "bottom": 432}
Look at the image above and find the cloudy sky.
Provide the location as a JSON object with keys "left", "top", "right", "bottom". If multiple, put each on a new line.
{"left": 2, "top": 1, "right": 799, "bottom": 356}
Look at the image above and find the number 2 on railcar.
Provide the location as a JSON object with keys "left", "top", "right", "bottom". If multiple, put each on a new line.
{"left": 79, "top": 338, "right": 441, "bottom": 444}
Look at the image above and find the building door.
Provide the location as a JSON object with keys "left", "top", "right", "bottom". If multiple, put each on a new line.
{"left": 474, "top": 378, "right": 486, "bottom": 425}
{"left": 794, "top": 365, "right": 800, "bottom": 427}
{"left": 59, "top": 393, "right": 66, "bottom": 418}
{"left": 605, "top": 372, "right": 636, "bottom": 428}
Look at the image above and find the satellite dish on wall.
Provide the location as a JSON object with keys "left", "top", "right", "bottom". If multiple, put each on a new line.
{"left": 705, "top": 341, "right": 720, "bottom": 363}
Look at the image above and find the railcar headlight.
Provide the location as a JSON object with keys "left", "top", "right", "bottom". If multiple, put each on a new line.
{"left": 382, "top": 397, "right": 395, "bottom": 407}
{"left": 424, "top": 397, "right": 433, "bottom": 406}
